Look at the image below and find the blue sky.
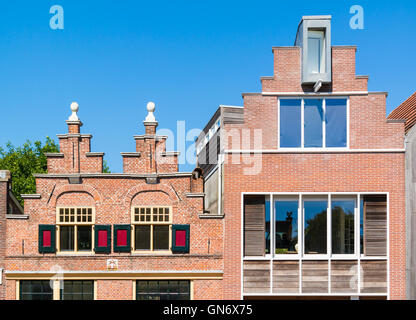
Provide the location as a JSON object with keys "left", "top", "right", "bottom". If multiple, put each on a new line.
{"left": 1, "top": 0, "right": 415, "bottom": 172}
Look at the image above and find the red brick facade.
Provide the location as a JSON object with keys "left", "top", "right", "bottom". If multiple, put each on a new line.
{"left": 220, "top": 46, "right": 405, "bottom": 299}
{"left": 1, "top": 16, "right": 407, "bottom": 301}
{"left": 0, "top": 173, "right": 8, "bottom": 300}
{"left": 3, "top": 111, "right": 224, "bottom": 300}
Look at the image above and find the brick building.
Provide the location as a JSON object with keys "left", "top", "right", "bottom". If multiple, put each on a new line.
{"left": 197, "top": 16, "right": 406, "bottom": 299}
{"left": 388, "top": 92, "right": 416, "bottom": 299}
{"left": 1, "top": 15, "right": 408, "bottom": 301}
{"left": 3, "top": 102, "right": 223, "bottom": 300}
{"left": 0, "top": 170, "right": 24, "bottom": 299}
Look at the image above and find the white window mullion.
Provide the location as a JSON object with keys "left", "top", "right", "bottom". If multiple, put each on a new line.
{"left": 301, "top": 99, "right": 305, "bottom": 148}
{"left": 347, "top": 98, "right": 350, "bottom": 149}
{"left": 300, "top": 194, "right": 304, "bottom": 256}
{"left": 277, "top": 99, "right": 281, "bottom": 148}
{"left": 322, "top": 98, "right": 326, "bottom": 148}
{"left": 355, "top": 194, "right": 360, "bottom": 257}
{"left": 327, "top": 194, "right": 331, "bottom": 256}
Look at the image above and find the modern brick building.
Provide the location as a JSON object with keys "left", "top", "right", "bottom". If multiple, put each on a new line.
{"left": 197, "top": 16, "right": 406, "bottom": 299}
{"left": 2, "top": 102, "right": 223, "bottom": 300}
{"left": 388, "top": 92, "right": 416, "bottom": 299}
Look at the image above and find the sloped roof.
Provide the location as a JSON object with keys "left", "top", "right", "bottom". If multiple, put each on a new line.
{"left": 388, "top": 91, "right": 416, "bottom": 133}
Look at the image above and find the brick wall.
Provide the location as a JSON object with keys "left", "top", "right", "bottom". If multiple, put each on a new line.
{"left": 4, "top": 114, "right": 224, "bottom": 300}
{"left": 96, "top": 280, "right": 133, "bottom": 300}
{"left": 221, "top": 44, "right": 406, "bottom": 299}
{"left": 0, "top": 175, "right": 7, "bottom": 300}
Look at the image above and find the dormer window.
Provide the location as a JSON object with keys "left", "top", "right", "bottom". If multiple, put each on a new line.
{"left": 307, "top": 30, "right": 325, "bottom": 74}
{"left": 295, "top": 16, "right": 332, "bottom": 85}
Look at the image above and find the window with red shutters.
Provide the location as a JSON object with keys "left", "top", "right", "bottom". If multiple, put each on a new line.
{"left": 94, "top": 225, "right": 111, "bottom": 253}
{"left": 172, "top": 225, "right": 189, "bottom": 253}
{"left": 113, "top": 225, "right": 131, "bottom": 252}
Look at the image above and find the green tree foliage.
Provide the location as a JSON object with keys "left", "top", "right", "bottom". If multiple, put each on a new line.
{"left": 0, "top": 137, "right": 59, "bottom": 206}
{"left": 103, "top": 160, "right": 111, "bottom": 173}
{"left": 304, "top": 210, "right": 327, "bottom": 253}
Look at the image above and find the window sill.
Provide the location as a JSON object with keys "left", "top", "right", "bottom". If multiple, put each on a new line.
{"left": 277, "top": 147, "right": 349, "bottom": 152}
{"left": 56, "top": 251, "right": 94, "bottom": 256}
{"left": 132, "top": 251, "right": 172, "bottom": 255}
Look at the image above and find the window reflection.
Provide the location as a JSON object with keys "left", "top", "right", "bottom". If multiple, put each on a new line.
{"left": 325, "top": 99, "right": 347, "bottom": 147}
{"left": 274, "top": 200, "right": 298, "bottom": 254}
{"left": 304, "top": 200, "right": 327, "bottom": 254}
{"left": 331, "top": 199, "right": 355, "bottom": 254}
{"left": 280, "top": 99, "right": 302, "bottom": 148}
{"left": 304, "top": 99, "right": 323, "bottom": 147}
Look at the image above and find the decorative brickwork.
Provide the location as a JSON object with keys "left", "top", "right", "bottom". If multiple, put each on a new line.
{"left": 3, "top": 104, "right": 222, "bottom": 300}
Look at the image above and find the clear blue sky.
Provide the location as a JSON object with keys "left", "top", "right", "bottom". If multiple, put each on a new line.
{"left": 1, "top": 0, "right": 415, "bottom": 172}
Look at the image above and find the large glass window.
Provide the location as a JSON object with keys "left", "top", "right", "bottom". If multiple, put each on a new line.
{"left": 136, "top": 281, "right": 190, "bottom": 300}
{"left": 326, "top": 99, "right": 347, "bottom": 147}
{"left": 57, "top": 208, "right": 94, "bottom": 253}
{"left": 274, "top": 199, "right": 298, "bottom": 254}
{"left": 308, "top": 30, "right": 325, "bottom": 74}
{"left": 279, "top": 98, "right": 347, "bottom": 149}
{"left": 19, "top": 280, "right": 53, "bottom": 300}
{"left": 331, "top": 198, "right": 355, "bottom": 254}
{"left": 243, "top": 194, "right": 387, "bottom": 258}
{"left": 280, "top": 99, "right": 301, "bottom": 148}
{"left": 61, "top": 280, "right": 94, "bottom": 300}
{"left": 304, "top": 99, "right": 323, "bottom": 147}
{"left": 304, "top": 199, "right": 327, "bottom": 254}
{"left": 133, "top": 207, "right": 171, "bottom": 251}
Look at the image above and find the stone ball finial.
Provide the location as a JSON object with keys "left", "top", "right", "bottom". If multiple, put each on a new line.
{"left": 144, "top": 101, "right": 157, "bottom": 122}
{"left": 147, "top": 101, "right": 155, "bottom": 112}
{"left": 68, "top": 101, "right": 80, "bottom": 121}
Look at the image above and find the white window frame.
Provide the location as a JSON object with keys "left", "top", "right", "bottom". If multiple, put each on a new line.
{"left": 302, "top": 196, "right": 330, "bottom": 259}
{"left": 271, "top": 195, "right": 302, "bottom": 259}
{"left": 241, "top": 192, "right": 390, "bottom": 299}
{"left": 278, "top": 97, "right": 350, "bottom": 151}
{"left": 330, "top": 195, "right": 358, "bottom": 259}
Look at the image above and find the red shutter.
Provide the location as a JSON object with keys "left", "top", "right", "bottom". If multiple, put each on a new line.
{"left": 117, "top": 229, "right": 127, "bottom": 247}
{"left": 43, "top": 230, "right": 51, "bottom": 247}
{"left": 98, "top": 230, "right": 108, "bottom": 247}
{"left": 175, "top": 230, "right": 186, "bottom": 247}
